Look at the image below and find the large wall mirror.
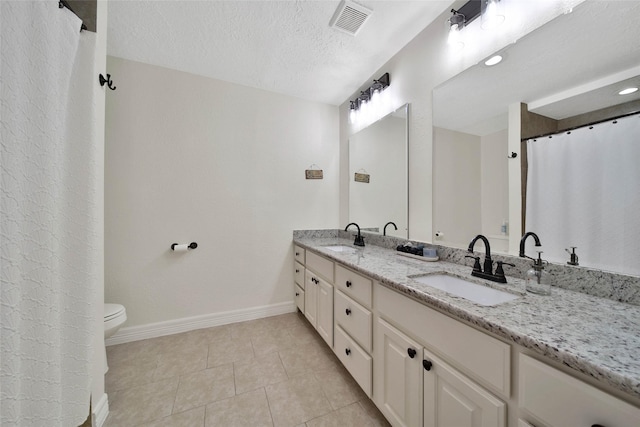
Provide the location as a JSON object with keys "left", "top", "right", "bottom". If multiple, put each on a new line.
{"left": 432, "top": 1, "right": 640, "bottom": 274}
{"left": 349, "top": 104, "right": 409, "bottom": 238}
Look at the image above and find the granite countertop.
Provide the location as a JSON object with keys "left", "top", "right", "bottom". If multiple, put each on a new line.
{"left": 293, "top": 236, "right": 640, "bottom": 402}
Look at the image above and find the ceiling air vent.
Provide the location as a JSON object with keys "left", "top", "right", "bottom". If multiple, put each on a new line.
{"left": 330, "top": 0, "right": 373, "bottom": 36}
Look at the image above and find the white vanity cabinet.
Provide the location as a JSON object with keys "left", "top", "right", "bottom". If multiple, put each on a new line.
{"left": 333, "top": 265, "right": 374, "bottom": 396}
{"left": 423, "top": 348, "right": 505, "bottom": 427}
{"left": 293, "top": 245, "right": 306, "bottom": 313}
{"left": 374, "top": 283, "right": 508, "bottom": 427}
{"left": 302, "top": 250, "right": 334, "bottom": 348}
{"left": 519, "top": 353, "right": 640, "bottom": 427}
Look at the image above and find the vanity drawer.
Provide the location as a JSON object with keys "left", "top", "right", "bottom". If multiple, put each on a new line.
{"left": 376, "top": 283, "right": 510, "bottom": 397}
{"left": 519, "top": 354, "right": 640, "bottom": 427}
{"left": 335, "top": 264, "right": 372, "bottom": 307}
{"left": 335, "top": 290, "right": 372, "bottom": 352}
{"left": 294, "top": 284, "right": 304, "bottom": 312}
{"left": 294, "top": 245, "right": 305, "bottom": 264}
{"left": 334, "top": 325, "right": 372, "bottom": 397}
{"left": 294, "top": 262, "right": 305, "bottom": 288}
{"left": 306, "top": 251, "right": 334, "bottom": 283}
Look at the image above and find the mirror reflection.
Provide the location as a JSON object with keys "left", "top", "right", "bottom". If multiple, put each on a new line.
{"left": 349, "top": 104, "right": 408, "bottom": 238}
{"left": 432, "top": 1, "right": 640, "bottom": 274}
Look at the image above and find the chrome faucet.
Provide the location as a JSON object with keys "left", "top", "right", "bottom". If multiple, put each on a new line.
{"left": 345, "top": 223, "right": 365, "bottom": 247}
{"left": 383, "top": 221, "right": 397, "bottom": 236}
{"left": 467, "top": 234, "right": 514, "bottom": 283}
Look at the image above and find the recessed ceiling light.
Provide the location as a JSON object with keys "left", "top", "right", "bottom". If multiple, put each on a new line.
{"left": 485, "top": 55, "right": 503, "bottom": 66}
{"left": 618, "top": 87, "right": 638, "bottom": 95}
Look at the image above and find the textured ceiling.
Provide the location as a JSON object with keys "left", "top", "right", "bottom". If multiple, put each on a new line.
{"left": 107, "top": 0, "right": 450, "bottom": 105}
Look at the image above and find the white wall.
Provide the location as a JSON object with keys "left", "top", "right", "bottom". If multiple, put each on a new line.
{"left": 339, "top": 0, "right": 585, "bottom": 244}
{"left": 433, "top": 127, "right": 481, "bottom": 249}
{"left": 105, "top": 57, "right": 339, "bottom": 328}
{"left": 481, "top": 129, "right": 509, "bottom": 253}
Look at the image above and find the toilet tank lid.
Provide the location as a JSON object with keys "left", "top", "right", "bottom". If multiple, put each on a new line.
{"left": 104, "top": 303, "right": 125, "bottom": 320}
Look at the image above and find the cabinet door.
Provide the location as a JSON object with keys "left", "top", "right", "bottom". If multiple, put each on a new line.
{"left": 423, "top": 347, "right": 505, "bottom": 427}
{"left": 374, "top": 318, "right": 422, "bottom": 427}
{"left": 304, "top": 270, "right": 318, "bottom": 327}
{"left": 316, "top": 278, "right": 334, "bottom": 348}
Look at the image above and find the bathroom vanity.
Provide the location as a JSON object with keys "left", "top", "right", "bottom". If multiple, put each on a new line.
{"left": 293, "top": 231, "right": 640, "bottom": 427}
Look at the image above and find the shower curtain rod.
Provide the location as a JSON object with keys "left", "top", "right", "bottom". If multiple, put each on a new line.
{"left": 523, "top": 109, "right": 640, "bottom": 141}
{"left": 59, "top": 0, "right": 87, "bottom": 32}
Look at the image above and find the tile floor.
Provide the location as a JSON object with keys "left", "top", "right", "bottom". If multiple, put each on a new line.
{"left": 104, "top": 311, "right": 390, "bottom": 427}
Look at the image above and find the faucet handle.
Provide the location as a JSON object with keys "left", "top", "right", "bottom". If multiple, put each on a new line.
{"left": 465, "top": 255, "right": 481, "bottom": 273}
{"left": 495, "top": 261, "right": 515, "bottom": 278}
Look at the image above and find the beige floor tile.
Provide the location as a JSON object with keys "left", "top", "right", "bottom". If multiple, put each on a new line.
{"left": 205, "top": 388, "right": 273, "bottom": 427}
{"left": 105, "top": 377, "right": 179, "bottom": 426}
{"left": 106, "top": 361, "right": 157, "bottom": 393}
{"left": 358, "top": 398, "right": 392, "bottom": 427}
{"left": 228, "top": 318, "right": 273, "bottom": 341}
{"left": 207, "top": 336, "right": 254, "bottom": 368}
{"left": 137, "top": 406, "right": 205, "bottom": 427}
{"left": 153, "top": 345, "right": 208, "bottom": 380}
{"left": 172, "top": 364, "right": 236, "bottom": 413}
{"left": 315, "top": 366, "right": 367, "bottom": 410}
{"left": 278, "top": 339, "right": 341, "bottom": 378}
{"left": 266, "top": 374, "right": 333, "bottom": 427}
{"left": 251, "top": 328, "right": 297, "bottom": 356}
{"left": 305, "top": 402, "right": 374, "bottom": 427}
{"left": 234, "top": 351, "right": 288, "bottom": 394}
{"left": 288, "top": 321, "right": 323, "bottom": 344}
{"left": 106, "top": 339, "right": 161, "bottom": 368}
{"left": 260, "top": 312, "right": 307, "bottom": 330}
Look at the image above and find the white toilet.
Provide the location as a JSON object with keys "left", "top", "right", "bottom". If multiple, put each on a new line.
{"left": 104, "top": 303, "right": 127, "bottom": 373}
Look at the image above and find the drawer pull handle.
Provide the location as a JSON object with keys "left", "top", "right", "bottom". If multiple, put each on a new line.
{"left": 345, "top": 348, "right": 351, "bottom": 356}
{"left": 346, "top": 280, "right": 352, "bottom": 288}
{"left": 407, "top": 348, "right": 417, "bottom": 358}
{"left": 295, "top": 292, "right": 300, "bottom": 296}
{"left": 345, "top": 308, "right": 351, "bottom": 316}
{"left": 423, "top": 359, "right": 432, "bottom": 371}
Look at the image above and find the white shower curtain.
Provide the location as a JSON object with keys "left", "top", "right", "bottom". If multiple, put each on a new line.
{"left": 1, "top": 2, "right": 98, "bottom": 426}
{"left": 526, "top": 113, "right": 640, "bottom": 276}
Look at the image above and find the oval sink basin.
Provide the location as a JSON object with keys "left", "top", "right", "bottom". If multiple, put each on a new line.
{"left": 410, "top": 274, "right": 520, "bottom": 306}
{"left": 324, "top": 245, "right": 357, "bottom": 254}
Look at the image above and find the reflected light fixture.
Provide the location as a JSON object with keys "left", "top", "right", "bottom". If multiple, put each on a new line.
{"left": 619, "top": 87, "right": 639, "bottom": 95}
{"left": 481, "top": 0, "right": 505, "bottom": 30}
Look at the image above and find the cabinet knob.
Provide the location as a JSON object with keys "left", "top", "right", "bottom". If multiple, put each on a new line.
{"left": 295, "top": 269, "right": 299, "bottom": 273}
{"left": 591, "top": 425, "right": 606, "bottom": 427}
{"left": 345, "top": 348, "right": 351, "bottom": 356}
{"left": 345, "top": 308, "right": 351, "bottom": 316}
{"left": 295, "top": 252, "right": 300, "bottom": 256}
{"left": 423, "top": 359, "right": 433, "bottom": 371}
{"left": 295, "top": 292, "right": 299, "bottom": 296}
{"left": 346, "top": 280, "right": 352, "bottom": 288}
{"left": 407, "top": 348, "right": 417, "bottom": 358}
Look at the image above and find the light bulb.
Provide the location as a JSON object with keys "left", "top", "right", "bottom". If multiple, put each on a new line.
{"left": 481, "top": 0, "right": 505, "bottom": 30}
{"left": 448, "top": 24, "right": 464, "bottom": 50}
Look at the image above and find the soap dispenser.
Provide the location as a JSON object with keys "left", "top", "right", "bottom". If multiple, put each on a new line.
{"left": 525, "top": 251, "right": 552, "bottom": 295}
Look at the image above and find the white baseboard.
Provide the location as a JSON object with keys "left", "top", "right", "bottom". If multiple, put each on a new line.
{"left": 105, "top": 301, "right": 296, "bottom": 346}
{"left": 92, "top": 393, "right": 109, "bottom": 427}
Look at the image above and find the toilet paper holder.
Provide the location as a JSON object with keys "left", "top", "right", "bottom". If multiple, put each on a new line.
{"left": 171, "top": 242, "right": 198, "bottom": 251}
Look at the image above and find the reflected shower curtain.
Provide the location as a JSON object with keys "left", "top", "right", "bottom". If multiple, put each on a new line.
{"left": 1, "top": 2, "right": 98, "bottom": 425}
{"left": 526, "top": 114, "right": 640, "bottom": 276}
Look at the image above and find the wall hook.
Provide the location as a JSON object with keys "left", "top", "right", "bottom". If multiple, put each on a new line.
{"left": 507, "top": 152, "right": 517, "bottom": 159}
{"left": 99, "top": 74, "right": 116, "bottom": 90}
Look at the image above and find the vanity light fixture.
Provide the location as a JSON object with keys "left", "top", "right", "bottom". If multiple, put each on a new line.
{"left": 619, "top": 87, "right": 639, "bottom": 95}
{"left": 481, "top": 0, "right": 505, "bottom": 30}
{"left": 448, "top": 9, "right": 466, "bottom": 50}
{"left": 348, "top": 73, "right": 390, "bottom": 124}
{"left": 484, "top": 54, "right": 503, "bottom": 66}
